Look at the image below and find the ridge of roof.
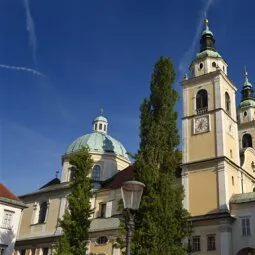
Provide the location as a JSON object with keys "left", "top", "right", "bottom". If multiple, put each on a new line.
{"left": 39, "top": 178, "right": 61, "bottom": 190}
{"left": 0, "top": 183, "right": 21, "bottom": 202}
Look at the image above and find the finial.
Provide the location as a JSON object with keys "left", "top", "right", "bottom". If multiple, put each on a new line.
{"left": 244, "top": 66, "right": 248, "bottom": 76}
{"left": 204, "top": 18, "right": 209, "bottom": 27}
{"left": 244, "top": 66, "right": 252, "bottom": 87}
{"left": 100, "top": 108, "right": 104, "bottom": 115}
{"left": 55, "top": 170, "right": 59, "bottom": 178}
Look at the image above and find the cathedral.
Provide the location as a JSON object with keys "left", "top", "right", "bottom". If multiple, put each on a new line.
{"left": 14, "top": 19, "right": 255, "bottom": 255}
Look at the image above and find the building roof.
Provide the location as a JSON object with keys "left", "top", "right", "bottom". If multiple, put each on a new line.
{"left": 230, "top": 192, "right": 255, "bottom": 204}
{"left": 239, "top": 99, "right": 255, "bottom": 108}
{"left": 66, "top": 132, "right": 130, "bottom": 160}
{"left": 39, "top": 178, "right": 61, "bottom": 190}
{"left": 102, "top": 165, "right": 135, "bottom": 189}
{"left": 0, "top": 183, "right": 26, "bottom": 208}
{"left": 93, "top": 115, "right": 108, "bottom": 122}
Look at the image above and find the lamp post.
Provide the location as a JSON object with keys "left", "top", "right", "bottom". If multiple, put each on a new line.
{"left": 121, "top": 180, "right": 145, "bottom": 255}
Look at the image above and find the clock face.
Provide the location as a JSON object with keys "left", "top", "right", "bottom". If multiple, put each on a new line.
{"left": 194, "top": 116, "right": 209, "bottom": 134}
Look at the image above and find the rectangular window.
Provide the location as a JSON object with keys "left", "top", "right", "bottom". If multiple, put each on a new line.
{"left": 100, "top": 203, "right": 106, "bottom": 218}
{"left": 2, "top": 210, "right": 14, "bottom": 229}
{"left": 241, "top": 218, "right": 251, "bottom": 236}
{"left": 192, "top": 236, "right": 200, "bottom": 252}
{"left": 207, "top": 234, "right": 216, "bottom": 251}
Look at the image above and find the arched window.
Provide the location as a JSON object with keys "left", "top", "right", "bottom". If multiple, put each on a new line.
{"left": 196, "top": 89, "right": 208, "bottom": 114}
{"left": 242, "top": 134, "right": 253, "bottom": 148}
{"left": 38, "top": 201, "right": 48, "bottom": 224}
{"left": 69, "top": 168, "right": 75, "bottom": 182}
{"left": 92, "top": 165, "right": 101, "bottom": 181}
{"left": 225, "top": 92, "right": 231, "bottom": 114}
{"left": 96, "top": 236, "right": 108, "bottom": 245}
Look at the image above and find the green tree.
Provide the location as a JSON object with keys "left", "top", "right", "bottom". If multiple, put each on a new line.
{"left": 55, "top": 147, "right": 94, "bottom": 255}
{"left": 133, "top": 57, "right": 190, "bottom": 255}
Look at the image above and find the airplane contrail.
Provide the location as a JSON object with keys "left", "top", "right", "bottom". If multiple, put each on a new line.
{"left": 23, "top": 0, "right": 37, "bottom": 67}
{"left": 178, "top": 0, "right": 216, "bottom": 80}
{"left": 0, "top": 65, "right": 46, "bottom": 77}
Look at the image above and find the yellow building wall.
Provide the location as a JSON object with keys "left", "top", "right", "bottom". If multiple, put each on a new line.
{"left": 89, "top": 242, "right": 113, "bottom": 255}
{"left": 189, "top": 167, "right": 218, "bottom": 216}
{"left": 188, "top": 114, "right": 216, "bottom": 162}
{"left": 18, "top": 202, "right": 34, "bottom": 236}
{"left": 227, "top": 165, "right": 241, "bottom": 198}
{"left": 46, "top": 198, "right": 61, "bottom": 232}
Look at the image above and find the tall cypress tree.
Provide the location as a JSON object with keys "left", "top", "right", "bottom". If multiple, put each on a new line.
{"left": 133, "top": 57, "right": 190, "bottom": 255}
{"left": 56, "top": 147, "right": 93, "bottom": 255}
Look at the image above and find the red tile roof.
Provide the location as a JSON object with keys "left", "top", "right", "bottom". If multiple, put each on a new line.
{"left": 0, "top": 183, "right": 21, "bottom": 202}
{"left": 102, "top": 165, "right": 135, "bottom": 189}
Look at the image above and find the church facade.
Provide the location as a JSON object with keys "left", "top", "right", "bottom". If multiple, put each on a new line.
{"left": 14, "top": 19, "right": 255, "bottom": 255}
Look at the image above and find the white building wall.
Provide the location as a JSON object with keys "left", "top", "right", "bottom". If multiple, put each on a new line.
{"left": 231, "top": 202, "right": 255, "bottom": 254}
{"left": 0, "top": 203, "right": 23, "bottom": 255}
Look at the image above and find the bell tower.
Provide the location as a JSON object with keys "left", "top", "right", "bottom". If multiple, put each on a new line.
{"left": 237, "top": 69, "right": 255, "bottom": 151}
{"left": 181, "top": 19, "right": 241, "bottom": 217}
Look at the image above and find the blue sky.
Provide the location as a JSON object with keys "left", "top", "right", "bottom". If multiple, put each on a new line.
{"left": 1, "top": 0, "right": 255, "bottom": 195}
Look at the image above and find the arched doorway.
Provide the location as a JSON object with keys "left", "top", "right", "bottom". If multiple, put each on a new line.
{"left": 237, "top": 247, "right": 255, "bottom": 255}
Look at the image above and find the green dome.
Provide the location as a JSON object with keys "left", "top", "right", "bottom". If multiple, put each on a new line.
{"left": 195, "top": 49, "right": 221, "bottom": 61}
{"left": 93, "top": 116, "right": 107, "bottom": 122}
{"left": 66, "top": 132, "right": 130, "bottom": 160}
{"left": 239, "top": 99, "right": 255, "bottom": 108}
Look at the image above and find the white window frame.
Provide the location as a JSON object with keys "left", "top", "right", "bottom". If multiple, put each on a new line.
{"left": 240, "top": 217, "right": 251, "bottom": 237}
{"left": 32, "top": 200, "right": 50, "bottom": 224}
{"left": 1, "top": 210, "right": 14, "bottom": 229}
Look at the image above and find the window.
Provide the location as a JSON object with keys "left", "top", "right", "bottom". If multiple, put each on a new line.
{"left": 20, "top": 250, "right": 26, "bottom": 255}
{"left": 232, "top": 176, "right": 235, "bottom": 185}
{"left": 196, "top": 89, "right": 208, "bottom": 114}
{"left": 42, "top": 248, "right": 49, "bottom": 255}
{"left": 241, "top": 218, "right": 251, "bottom": 236}
{"left": 207, "top": 235, "right": 216, "bottom": 251}
{"left": 69, "top": 167, "right": 75, "bottom": 182}
{"left": 244, "top": 111, "right": 248, "bottom": 117}
{"left": 99, "top": 123, "right": 102, "bottom": 130}
{"left": 212, "top": 62, "right": 216, "bottom": 67}
{"left": 2, "top": 210, "right": 14, "bottom": 229}
{"left": 0, "top": 247, "right": 6, "bottom": 255}
{"left": 225, "top": 92, "right": 231, "bottom": 114}
{"left": 100, "top": 203, "right": 106, "bottom": 218}
{"left": 192, "top": 236, "right": 201, "bottom": 252}
{"left": 95, "top": 124, "right": 97, "bottom": 130}
{"left": 104, "top": 125, "right": 106, "bottom": 131}
{"left": 38, "top": 202, "right": 48, "bottom": 224}
{"left": 96, "top": 236, "right": 108, "bottom": 245}
{"left": 199, "top": 63, "right": 203, "bottom": 69}
{"left": 92, "top": 165, "right": 101, "bottom": 181}
{"left": 242, "top": 134, "right": 253, "bottom": 148}
{"left": 230, "top": 149, "right": 233, "bottom": 158}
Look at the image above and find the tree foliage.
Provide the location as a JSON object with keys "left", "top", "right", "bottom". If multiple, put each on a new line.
{"left": 55, "top": 147, "right": 94, "bottom": 255}
{"left": 133, "top": 57, "right": 190, "bottom": 255}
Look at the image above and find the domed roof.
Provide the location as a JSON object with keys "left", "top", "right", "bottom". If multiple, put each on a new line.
{"left": 93, "top": 116, "right": 108, "bottom": 122}
{"left": 66, "top": 114, "right": 130, "bottom": 161}
{"left": 67, "top": 132, "right": 129, "bottom": 160}
{"left": 239, "top": 99, "right": 255, "bottom": 108}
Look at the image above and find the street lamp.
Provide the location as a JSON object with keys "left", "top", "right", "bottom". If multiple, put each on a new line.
{"left": 121, "top": 180, "right": 145, "bottom": 255}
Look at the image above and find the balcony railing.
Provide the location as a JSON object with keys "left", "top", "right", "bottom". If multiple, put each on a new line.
{"left": 196, "top": 107, "right": 208, "bottom": 115}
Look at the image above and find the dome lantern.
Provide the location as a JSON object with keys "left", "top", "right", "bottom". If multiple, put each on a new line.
{"left": 92, "top": 110, "right": 108, "bottom": 134}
